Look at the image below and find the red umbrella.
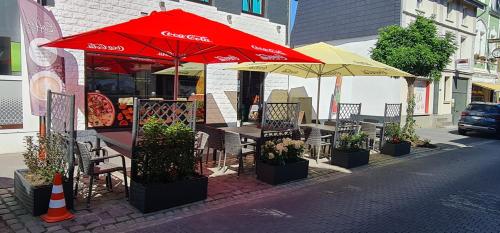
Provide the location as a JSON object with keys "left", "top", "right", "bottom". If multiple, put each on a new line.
{"left": 85, "top": 53, "right": 173, "bottom": 75}
{"left": 42, "top": 9, "right": 321, "bottom": 99}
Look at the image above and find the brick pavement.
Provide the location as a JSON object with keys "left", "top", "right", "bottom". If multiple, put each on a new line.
{"left": 0, "top": 144, "right": 454, "bottom": 233}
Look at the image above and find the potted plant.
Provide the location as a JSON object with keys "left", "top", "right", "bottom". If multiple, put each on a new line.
{"left": 257, "top": 138, "right": 308, "bottom": 185}
{"left": 381, "top": 123, "right": 411, "bottom": 156}
{"left": 129, "top": 119, "right": 208, "bottom": 213}
{"left": 15, "top": 134, "right": 73, "bottom": 216}
{"left": 331, "top": 132, "right": 370, "bottom": 168}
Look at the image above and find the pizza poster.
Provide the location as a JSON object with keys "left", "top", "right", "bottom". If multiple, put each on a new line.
{"left": 87, "top": 93, "right": 134, "bottom": 128}
{"left": 18, "top": 0, "right": 65, "bottom": 116}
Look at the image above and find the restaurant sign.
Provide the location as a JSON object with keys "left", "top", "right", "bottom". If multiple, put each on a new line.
{"left": 18, "top": 0, "right": 65, "bottom": 116}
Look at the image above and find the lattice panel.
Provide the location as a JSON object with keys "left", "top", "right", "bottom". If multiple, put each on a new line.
{"left": 48, "top": 92, "right": 74, "bottom": 135}
{"left": 0, "top": 97, "right": 23, "bottom": 125}
{"left": 133, "top": 99, "right": 196, "bottom": 136}
{"left": 333, "top": 103, "right": 361, "bottom": 149}
{"left": 383, "top": 103, "right": 402, "bottom": 125}
{"left": 261, "top": 102, "right": 300, "bottom": 131}
{"left": 46, "top": 91, "right": 76, "bottom": 183}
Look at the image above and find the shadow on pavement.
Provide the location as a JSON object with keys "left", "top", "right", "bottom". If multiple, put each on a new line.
{"left": 0, "top": 177, "right": 14, "bottom": 189}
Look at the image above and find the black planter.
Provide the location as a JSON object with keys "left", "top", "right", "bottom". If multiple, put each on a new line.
{"left": 129, "top": 174, "right": 208, "bottom": 213}
{"left": 14, "top": 169, "right": 73, "bottom": 216}
{"left": 256, "top": 158, "right": 309, "bottom": 185}
{"left": 382, "top": 141, "right": 411, "bottom": 156}
{"left": 331, "top": 149, "right": 370, "bottom": 168}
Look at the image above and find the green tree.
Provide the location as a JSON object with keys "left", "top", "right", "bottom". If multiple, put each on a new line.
{"left": 371, "top": 15, "right": 457, "bottom": 141}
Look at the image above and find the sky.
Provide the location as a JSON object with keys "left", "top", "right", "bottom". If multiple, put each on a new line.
{"left": 290, "top": 0, "right": 298, "bottom": 32}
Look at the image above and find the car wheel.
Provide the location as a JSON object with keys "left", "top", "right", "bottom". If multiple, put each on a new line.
{"left": 458, "top": 128, "right": 467, "bottom": 135}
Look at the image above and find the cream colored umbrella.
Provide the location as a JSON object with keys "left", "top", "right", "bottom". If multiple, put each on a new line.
{"left": 228, "top": 42, "right": 414, "bottom": 123}
{"left": 154, "top": 62, "right": 204, "bottom": 76}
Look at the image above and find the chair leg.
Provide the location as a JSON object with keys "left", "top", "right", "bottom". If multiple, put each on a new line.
{"left": 74, "top": 172, "right": 80, "bottom": 199}
{"left": 87, "top": 175, "right": 94, "bottom": 208}
{"left": 199, "top": 158, "right": 203, "bottom": 175}
{"left": 108, "top": 173, "right": 113, "bottom": 192}
{"left": 213, "top": 149, "right": 218, "bottom": 162}
{"left": 238, "top": 154, "right": 243, "bottom": 176}
{"left": 205, "top": 149, "right": 210, "bottom": 164}
{"left": 123, "top": 168, "right": 129, "bottom": 199}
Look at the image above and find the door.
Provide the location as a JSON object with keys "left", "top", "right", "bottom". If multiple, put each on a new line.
{"left": 452, "top": 76, "right": 469, "bottom": 124}
{"left": 238, "top": 71, "right": 265, "bottom": 124}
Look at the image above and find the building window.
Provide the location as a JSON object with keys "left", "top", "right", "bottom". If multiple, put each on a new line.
{"left": 492, "top": 0, "right": 500, "bottom": 12}
{"left": 461, "top": 5, "right": 468, "bottom": 25}
{"left": 474, "top": 20, "right": 487, "bottom": 57}
{"left": 459, "top": 36, "right": 467, "bottom": 58}
{"left": 242, "top": 0, "right": 264, "bottom": 16}
{"left": 444, "top": 76, "right": 452, "bottom": 102}
{"left": 417, "top": 0, "right": 423, "bottom": 9}
{"left": 446, "top": 0, "right": 453, "bottom": 20}
{"left": 186, "top": 0, "right": 211, "bottom": 5}
{"left": 0, "top": 0, "right": 22, "bottom": 76}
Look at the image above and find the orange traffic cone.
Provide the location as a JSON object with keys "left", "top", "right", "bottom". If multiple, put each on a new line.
{"left": 41, "top": 172, "right": 74, "bottom": 223}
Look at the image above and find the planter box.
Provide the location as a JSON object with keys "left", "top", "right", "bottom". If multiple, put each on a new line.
{"left": 382, "top": 141, "right": 411, "bottom": 156}
{"left": 256, "top": 158, "right": 309, "bottom": 185}
{"left": 129, "top": 174, "right": 208, "bottom": 213}
{"left": 14, "top": 169, "right": 73, "bottom": 216}
{"left": 331, "top": 149, "right": 370, "bottom": 168}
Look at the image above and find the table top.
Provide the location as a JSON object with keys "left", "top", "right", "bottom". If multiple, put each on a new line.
{"left": 220, "top": 126, "right": 262, "bottom": 140}
{"left": 96, "top": 131, "right": 133, "bottom": 157}
{"left": 300, "top": 123, "right": 336, "bottom": 132}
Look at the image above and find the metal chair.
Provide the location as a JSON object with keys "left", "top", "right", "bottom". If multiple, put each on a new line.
{"left": 195, "top": 131, "right": 209, "bottom": 175}
{"left": 304, "top": 127, "right": 331, "bottom": 162}
{"left": 360, "top": 122, "right": 378, "bottom": 150}
{"left": 224, "top": 131, "right": 256, "bottom": 176}
{"left": 75, "top": 142, "right": 128, "bottom": 208}
{"left": 198, "top": 125, "right": 225, "bottom": 164}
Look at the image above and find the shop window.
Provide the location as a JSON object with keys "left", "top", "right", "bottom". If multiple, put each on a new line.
{"left": 186, "top": 0, "right": 211, "bottom": 5}
{"left": 0, "top": 80, "right": 23, "bottom": 129}
{"left": 0, "top": 0, "right": 22, "bottom": 76}
{"left": 85, "top": 54, "right": 206, "bottom": 128}
{"left": 242, "top": 0, "right": 264, "bottom": 16}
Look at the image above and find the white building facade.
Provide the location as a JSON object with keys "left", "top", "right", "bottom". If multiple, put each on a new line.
{"left": 0, "top": 0, "right": 291, "bottom": 153}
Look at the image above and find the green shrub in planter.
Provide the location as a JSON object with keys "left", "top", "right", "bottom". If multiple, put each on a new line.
{"left": 15, "top": 134, "right": 73, "bottom": 216}
{"left": 130, "top": 119, "right": 207, "bottom": 213}
{"left": 331, "top": 132, "right": 370, "bottom": 168}
{"left": 382, "top": 123, "right": 411, "bottom": 156}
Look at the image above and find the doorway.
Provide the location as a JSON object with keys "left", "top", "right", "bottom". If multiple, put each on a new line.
{"left": 238, "top": 71, "right": 265, "bottom": 124}
{"left": 452, "top": 76, "right": 469, "bottom": 124}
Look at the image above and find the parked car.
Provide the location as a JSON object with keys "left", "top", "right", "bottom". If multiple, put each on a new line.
{"left": 458, "top": 102, "right": 500, "bottom": 137}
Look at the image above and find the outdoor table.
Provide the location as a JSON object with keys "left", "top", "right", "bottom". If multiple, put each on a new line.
{"left": 96, "top": 130, "right": 134, "bottom": 158}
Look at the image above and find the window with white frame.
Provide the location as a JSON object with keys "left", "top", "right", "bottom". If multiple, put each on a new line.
{"left": 461, "top": 5, "right": 468, "bottom": 25}
{"left": 459, "top": 36, "right": 467, "bottom": 59}
{"left": 417, "top": 0, "right": 423, "bottom": 9}
{"left": 492, "top": 0, "right": 500, "bottom": 12}
{"left": 474, "top": 20, "right": 487, "bottom": 57}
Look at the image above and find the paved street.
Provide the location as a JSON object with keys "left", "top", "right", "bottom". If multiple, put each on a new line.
{"left": 131, "top": 129, "right": 500, "bottom": 233}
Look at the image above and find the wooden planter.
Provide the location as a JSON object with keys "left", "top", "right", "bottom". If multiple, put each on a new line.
{"left": 382, "top": 141, "right": 411, "bottom": 156}
{"left": 129, "top": 174, "right": 208, "bottom": 213}
{"left": 331, "top": 149, "right": 370, "bottom": 168}
{"left": 256, "top": 158, "right": 309, "bottom": 185}
{"left": 14, "top": 169, "right": 73, "bottom": 216}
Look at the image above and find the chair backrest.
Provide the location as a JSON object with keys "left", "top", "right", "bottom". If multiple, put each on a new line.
{"left": 224, "top": 131, "right": 242, "bottom": 156}
{"left": 195, "top": 131, "right": 209, "bottom": 150}
{"left": 76, "top": 142, "right": 93, "bottom": 175}
{"left": 198, "top": 125, "right": 225, "bottom": 151}
{"left": 360, "top": 122, "right": 377, "bottom": 139}
{"left": 305, "top": 127, "right": 323, "bottom": 147}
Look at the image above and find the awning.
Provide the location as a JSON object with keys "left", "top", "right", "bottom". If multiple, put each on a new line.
{"left": 473, "top": 82, "right": 500, "bottom": 91}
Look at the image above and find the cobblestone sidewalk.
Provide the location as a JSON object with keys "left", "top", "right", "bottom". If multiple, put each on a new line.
{"left": 0, "top": 146, "right": 445, "bottom": 233}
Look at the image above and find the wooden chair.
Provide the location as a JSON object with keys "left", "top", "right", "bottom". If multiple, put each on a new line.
{"left": 224, "top": 131, "right": 256, "bottom": 176}
{"left": 195, "top": 131, "right": 209, "bottom": 175}
{"left": 75, "top": 142, "right": 128, "bottom": 208}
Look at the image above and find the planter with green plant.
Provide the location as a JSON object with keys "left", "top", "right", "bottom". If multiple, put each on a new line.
{"left": 129, "top": 119, "right": 207, "bottom": 213}
{"left": 381, "top": 123, "right": 411, "bottom": 156}
{"left": 331, "top": 132, "right": 370, "bottom": 168}
{"left": 257, "top": 138, "right": 308, "bottom": 185}
{"left": 15, "top": 134, "right": 73, "bottom": 216}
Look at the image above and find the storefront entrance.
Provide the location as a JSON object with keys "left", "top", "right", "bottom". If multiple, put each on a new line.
{"left": 452, "top": 76, "right": 469, "bottom": 125}
{"left": 238, "top": 71, "right": 265, "bottom": 124}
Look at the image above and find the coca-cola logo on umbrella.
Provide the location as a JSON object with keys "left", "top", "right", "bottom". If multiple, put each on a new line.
{"left": 214, "top": 55, "right": 240, "bottom": 62}
{"left": 160, "top": 31, "right": 211, "bottom": 43}
{"left": 256, "top": 54, "right": 288, "bottom": 61}
{"left": 251, "top": 45, "right": 286, "bottom": 55}
{"left": 87, "top": 43, "right": 125, "bottom": 51}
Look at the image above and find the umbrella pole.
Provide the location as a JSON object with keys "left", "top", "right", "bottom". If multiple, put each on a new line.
{"left": 173, "top": 58, "right": 179, "bottom": 100}
{"left": 316, "top": 76, "right": 321, "bottom": 125}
